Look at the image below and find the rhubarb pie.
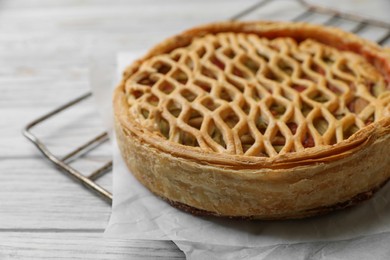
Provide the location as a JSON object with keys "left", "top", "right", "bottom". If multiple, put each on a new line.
{"left": 113, "top": 21, "right": 390, "bottom": 219}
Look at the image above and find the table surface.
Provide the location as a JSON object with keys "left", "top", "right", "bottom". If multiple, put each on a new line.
{"left": 2, "top": 0, "right": 389, "bottom": 259}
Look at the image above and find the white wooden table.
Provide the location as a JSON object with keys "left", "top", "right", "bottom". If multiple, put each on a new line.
{"left": 2, "top": 0, "right": 389, "bottom": 258}
{"left": 0, "top": 0, "right": 259, "bottom": 258}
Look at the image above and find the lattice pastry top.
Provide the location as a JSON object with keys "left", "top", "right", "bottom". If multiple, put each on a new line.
{"left": 114, "top": 21, "right": 390, "bottom": 167}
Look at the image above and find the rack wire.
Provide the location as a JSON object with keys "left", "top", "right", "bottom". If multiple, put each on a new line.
{"left": 23, "top": 0, "right": 390, "bottom": 204}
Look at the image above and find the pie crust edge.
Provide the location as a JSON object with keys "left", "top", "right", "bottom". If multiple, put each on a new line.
{"left": 115, "top": 116, "right": 390, "bottom": 219}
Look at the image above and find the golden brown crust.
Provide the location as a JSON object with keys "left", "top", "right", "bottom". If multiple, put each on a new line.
{"left": 115, "top": 114, "right": 390, "bottom": 219}
{"left": 114, "top": 21, "right": 390, "bottom": 219}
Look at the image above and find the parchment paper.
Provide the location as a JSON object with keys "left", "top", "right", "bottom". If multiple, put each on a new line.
{"left": 89, "top": 1, "right": 390, "bottom": 258}
{"left": 92, "top": 51, "right": 390, "bottom": 259}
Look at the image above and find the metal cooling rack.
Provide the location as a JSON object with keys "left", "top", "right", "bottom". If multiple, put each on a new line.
{"left": 23, "top": 0, "right": 390, "bottom": 204}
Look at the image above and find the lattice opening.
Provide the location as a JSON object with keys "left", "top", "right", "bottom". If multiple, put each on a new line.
{"left": 291, "top": 83, "right": 308, "bottom": 93}
{"left": 232, "top": 66, "right": 249, "bottom": 79}
{"left": 240, "top": 128, "right": 256, "bottom": 153}
{"left": 347, "top": 97, "right": 370, "bottom": 114}
{"left": 238, "top": 42, "right": 249, "bottom": 53}
{"left": 322, "top": 55, "right": 335, "bottom": 65}
{"left": 251, "top": 87, "right": 262, "bottom": 101}
{"left": 221, "top": 108, "right": 239, "bottom": 128}
{"left": 130, "top": 90, "right": 144, "bottom": 99}
{"left": 184, "top": 57, "right": 194, "bottom": 70}
{"left": 302, "top": 130, "right": 315, "bottom": 148}
{"left": 223, "top": 48, "right": 236, "bottom": 59}
{"left": 181, "top": 89, "right": 197, "bottom": 102}
{"left": 240, "top": 100, "right": 251, "bottom": 115}
{"left": 329, "top": 133, "right": 337, "bottom": 145}
{"left": 277, "top": 59, "right": 294, "bottom": 76}
{"left": 146, "top": 94, "right": 159, "bottom": 106}
{"left": 308, "top": 90, "right": 329, "bottom": 103}
{"left": 201, "top": 97, "right": 220, "bottom": 111}
{"left": 156, "top": 115, "right": 170, "bottom": 139}
{"left": 137, "top": 73, "right": 157, "bottom": 86}
{"left": 159, "top": 81, "right": 175, "bottom": 94}
{"left": 201, "top": 67, "right": 218, "bottom": 80}
{"left": 194, "top": 80, "right": 212, "bottom": 93}
{"left": 333, "top": 73, "right": 352, "bottom": 85}
{"left": 179, "top": 131, "right": 199, "bottom": 147}
{"left": 365, "top": 113, "right": 375, "bottom": 125}
{"left": 271, "top": 128, "right": 286, "bottom": 153}
{"left": 343, "top": 123, "right": 360, "bottom": 139}
{"left": 280, "top": 88, "right": 296, "bottom": 102}
{"left": 167, "top": 100, "right": 182, "bottom": 118}
{"left": 269, "top": 100, "right": 287, "bottom": 119}
{"left": 212, "top": 41, "right": 222, "bottom": 50}
{"left": 339, "top": 63, "right": 356, "bottom": 77}
{"left": 207, "top": 120, "right": 226, "bottom": 149}
{"left": 226, "top": 76, "right": 245, "bottom": 92}
{"left": 196, "top": 47, "right": 206, "bottom": 58}
{"left": 301, "top": 101, "right": 313, "bottom": 116}
{"left": 171, "top": 52, "right": 181, "bottom": 62}
{"left": 287, "top": 121, "right": 298, "bottom": 135}
{"left": 153, "top": 62, "right": 172, "bottom": 74}
{"left": 141, "top": 108, "right": 150, "bottom": 119}
{"left": 310, "top": 62, "right": 326, "bottom": 75}
{"left": 187, "top": 109, "right": 203, "bottom": 130}
{"left": 255, "top": 113, "right": 268, "bottom": 135}
{"left": 313, "top": 116, "right": 329, "bottom": 135}
{"left": 219, "top": 88, "right": 233, "bottom": 102}
{"left": 211, "top": 56, "right": 225, "bottom": 70}
{"left": 172, "top": 69, "right": 188, "bottom": 84}
{"left": 368, "top": 82, "right": 386, "bottom": 97}
{"left": 301, "top": 71, "right": 316, "bottom": 83}
{"left": 264, "top": 69, "right": 282, "bottom": 82}
{"left": 326, "top": 82, "right": 343, "bottom": 95}
{"left": 255, "top": 49, "right": 270, "bottom": 62}
{"left": 334, "top": 112, "right": 345, "bottom": 120}
{"left": 240, "top": 56, "right": 260, "bottom": 74}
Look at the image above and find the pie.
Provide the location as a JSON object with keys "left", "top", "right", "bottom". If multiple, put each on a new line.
{"left": 113, "top": 21, "right": 390, "bottom": 219}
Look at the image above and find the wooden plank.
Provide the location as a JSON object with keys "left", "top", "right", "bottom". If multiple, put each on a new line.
{"left": 0, "top": 158, "right": 112, "bottom": 229}
{"left": 0, "top": 0, "right": 259, "bottom": 258}
{"left": 0, "top": 0, "right": 253, "bottom": 11}
{"left": 0, "top": 232, "right": 184, "bottom": 260}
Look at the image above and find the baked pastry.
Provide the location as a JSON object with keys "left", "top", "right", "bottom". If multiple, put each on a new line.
{"left": 113, "top": 21, "right": 390, "bottom": 219}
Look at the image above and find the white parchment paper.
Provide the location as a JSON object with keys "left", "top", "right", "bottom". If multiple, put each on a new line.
{"left": 92, "top": 51, "right": 390, "bottom": 259}
{"left": 88, "top": 1, "right": 390, "bottom": 258}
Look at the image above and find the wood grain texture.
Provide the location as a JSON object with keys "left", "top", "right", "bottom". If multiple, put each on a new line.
{"left": 0, "top": 0, "right": 258, "bottom": 258}
{"left": 0, "top": 232, "right": 185, "bottom": 259}
{"left": 0, "top": 158, "right": 111, "bottom": 229}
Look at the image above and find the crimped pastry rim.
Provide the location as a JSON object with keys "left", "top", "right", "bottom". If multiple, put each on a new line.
{"left": 114, "top": 21, "right": 390, "bottom": 169}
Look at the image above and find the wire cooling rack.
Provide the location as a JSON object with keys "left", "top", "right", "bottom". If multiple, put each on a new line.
{"left": 23, "top": 0, "right": 390, "bottom": 204}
